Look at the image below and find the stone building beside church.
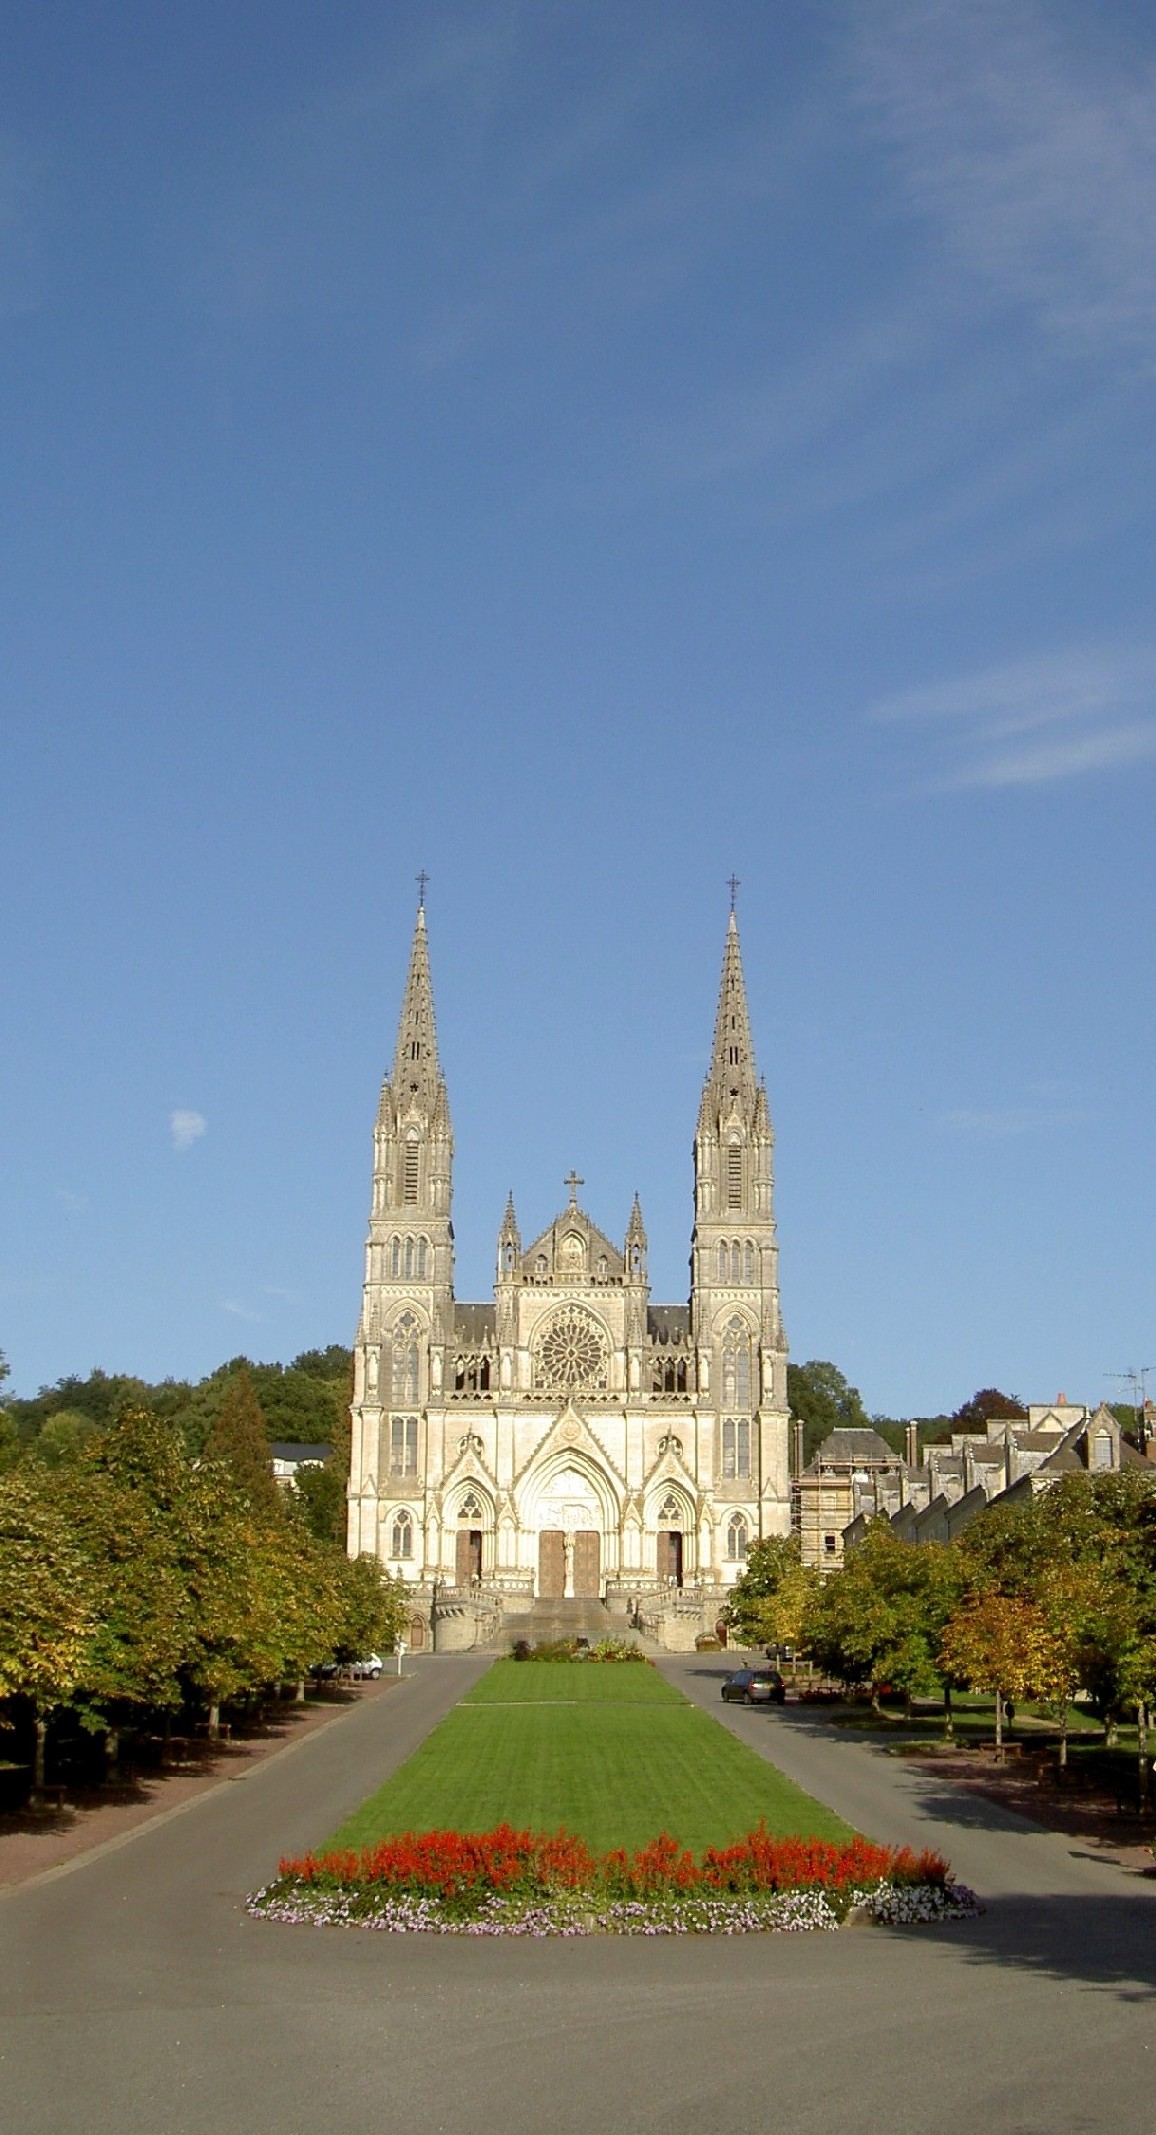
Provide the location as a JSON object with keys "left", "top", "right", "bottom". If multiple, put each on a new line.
{"left": 346, "top": 900, "right": 790, "bottom": 1650}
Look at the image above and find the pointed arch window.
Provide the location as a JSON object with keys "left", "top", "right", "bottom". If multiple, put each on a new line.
{"left": 721, "top": 1317, "right": 752, "bottom": 1412}
{"left": 392, "top": 1313, "right": 420, "bottom": 1405}
{"left": 403, "top": 1135, "right": 420, "bottom": 1204}
{"left": 390, "top": 1237, "right": 401, "bottom": 1278}
{"left": 403, "top": 1236, "right": 415, "bottom": 1279}
{"left": 726, "top": 1513, "right": 748, "bottom": 1561}
{"left": 389, "top": 1415, "right": 418, "bottom": 1476}
{"left": 744, "top": 1241, "right": 755, "bottom": 1285}
{"left": 721, "top": 1418, "right": 751, "bottom": 1481}
{"left": 727, "top": 1141, "right": 742, "bottom": 1209}
{"left": 717, "top": 1241, "right": 729, "bottom": 1283}
{"left": 390, "top": 1508, "right": 414, "bottom": 1559}
{"left": 417, "top": 1236, "right": 429, "bottom": 1279}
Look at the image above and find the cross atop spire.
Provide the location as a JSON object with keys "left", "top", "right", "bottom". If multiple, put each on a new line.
{"left": 416, "top": 868, "right": 429, "bottom": 908}
{"left": 727, "top": 872, "right": 740, "bottom": 912}
{"left": 563, "top": 1169, "right": 584, "bottom": 1206}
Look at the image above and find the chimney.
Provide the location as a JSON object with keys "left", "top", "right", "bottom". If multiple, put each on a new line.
{"left": 792, "top": 1419, "right": 805, "bottom": 1477}
{"left": 905, "top": 1420, "right": 919, "bottom": 1469}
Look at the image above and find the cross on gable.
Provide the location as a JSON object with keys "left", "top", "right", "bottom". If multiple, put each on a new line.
{"left": 563, "top": 1169, "right": 584, "bottom": 1204}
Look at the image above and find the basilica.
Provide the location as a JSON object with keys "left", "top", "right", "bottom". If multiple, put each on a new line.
{"left": 346, "top": 899, "right": 791, "bottom": 1649}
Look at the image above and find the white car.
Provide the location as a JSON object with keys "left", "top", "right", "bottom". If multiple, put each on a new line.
{"left": 349, "top": 1653, "right": 383, "bottom": 1679}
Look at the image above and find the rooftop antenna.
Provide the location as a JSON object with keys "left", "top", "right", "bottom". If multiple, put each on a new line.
{"left": 1109, "top": 1367, "right": 1154, "bottom": 1455}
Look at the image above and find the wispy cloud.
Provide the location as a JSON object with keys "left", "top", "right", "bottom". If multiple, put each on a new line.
{"left": 221, "top": 1298, "right": 264, "bottom": 1322}
{"left": 55, "top": 1189, "right": 88, "bottom": 1212}
{"left": 851, "top": 1, "right": 1156, "bottom": 366}
{"left": 170, "top": 1109, "right": 207, "bottom": 1152}
{"left": 871, "top": 647, "right": 1156, "bottom": 787}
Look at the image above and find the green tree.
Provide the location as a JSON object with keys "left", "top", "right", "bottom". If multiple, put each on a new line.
{"left": 725, "top": 1536, "right": 817, "bottom": 1651}
{"left": 787, "top": 1360, "right": 870, "bottom": 1466}
{"left": 0, "top": 1470, "right": 96, "bottom": 1794}
{"left": 52, "top": 1460, "right": 189, "bottom": 1758}
{"left": 293, "top": 1457, "right": 347, "bottom": 1544}
{"left": 335, "top": 1552, "right": 408, "bottom": 1662}
{"left": 805, "top": 1526, "right": 963, "bottom": 1715}
{"left": 203, "top": 1365, "right": 280, "bottom": 1520}
{"left": 25, "top": 1410, "right": 103, "bottom": 1467}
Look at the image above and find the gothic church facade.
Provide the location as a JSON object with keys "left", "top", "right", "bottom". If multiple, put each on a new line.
{"left": 346, "top": 902, "right": 790, "bottom": 1647}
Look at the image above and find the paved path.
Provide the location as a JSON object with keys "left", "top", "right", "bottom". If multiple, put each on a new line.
{"left": 3, "top": 1653, "right": 1156, "bottom": 2135}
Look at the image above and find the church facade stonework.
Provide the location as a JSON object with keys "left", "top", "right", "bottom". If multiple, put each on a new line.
{"left": 346, "top": 902, "right": 790, "bottom": 1649}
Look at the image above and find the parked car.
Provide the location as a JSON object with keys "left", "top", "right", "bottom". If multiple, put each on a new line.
{"left": 721, "top": 1667, "right": 785, "bottom": 1705}
{"left": 349, "top": 1653, "right": 384, "bottom": 1679}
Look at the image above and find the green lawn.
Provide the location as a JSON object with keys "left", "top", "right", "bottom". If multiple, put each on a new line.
{"left": 328, "top": 1661, "right": 853, "bottom": 1855}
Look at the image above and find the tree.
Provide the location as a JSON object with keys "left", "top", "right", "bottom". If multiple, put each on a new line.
{"left": 940, "top": 1594, "right": 1054, "bottom": 1756}
{"left": 335, "top": 1552, "right": 408, "bottom": 1662}
{"left": 805, "top": 1526, "right": 963, "bottom": 1714}
{"left": 725, "top": 1536, "right": 817, "bottom": 1650}
{"left": 52, "top": 1460, "right": 189, "bottom": 1757}
{"left": 952, "top": 1387, "right": 1028, "bottom": 1432}
{"left": 203, "top": 1366, "right": 280, "bottom": 1520}
{"left": 293, "top": 1456, "right": 347, "bottom": 1545}
{"left": 0, "top": 1470, "right": 96, "bottom": 1794}
{"left": 787, "top": 1360, "right": 870, "bottom": 1466}
{"left": 26, "top": 1410, "right": 102, "bottom": 1467}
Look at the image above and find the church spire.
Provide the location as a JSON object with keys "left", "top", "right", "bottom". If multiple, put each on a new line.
{"left": 392, "top": 903, "right": 444, "bottom": 1116}
{"left": 702, "top": 908, "right": 759, "bottom": 1123}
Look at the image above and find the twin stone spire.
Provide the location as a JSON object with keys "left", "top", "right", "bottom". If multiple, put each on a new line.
{"left": 371, "top": 895, "right": 779, "bottom": 1308}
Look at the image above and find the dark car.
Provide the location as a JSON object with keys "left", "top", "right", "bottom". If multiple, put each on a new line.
{"left": 721, "top": 1667, "right": 785, "bottom": 1705}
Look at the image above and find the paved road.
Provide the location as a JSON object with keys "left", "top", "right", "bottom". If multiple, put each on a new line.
{"left": 3, "top": 1652, "right": 1155, "bottom": 2135}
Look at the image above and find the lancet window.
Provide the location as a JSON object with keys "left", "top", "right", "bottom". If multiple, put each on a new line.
{"left": 721, "top": 1317, "right": 752, "bottom": 1410}
{"left": 392, "top": 1313, "right": 421, "bottom": 1405}
{"left": 726, "top": 1512, "right": 748, "bottom": 1560}
{"left": 390, "top": 1508, "right": 414, "bottom": 1559}
{"left": 721, "top": 1417, "right": 751, "bottom": 1481}
{"left": 389, "top": 1414, "right": 419, "bottom": 1476}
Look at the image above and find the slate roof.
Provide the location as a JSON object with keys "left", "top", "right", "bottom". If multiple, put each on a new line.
{"left": 454, "top": 1303, "right": 496, "bottom": 1343}
{"left": 809, "top": 1427, "right": 898, "bottom": 1470}
{"left": 270, "top": 1442, "right": 332, "bottom": 1462}
{"left": 648, "top": 1305, "right": 690, "bottom": 1344}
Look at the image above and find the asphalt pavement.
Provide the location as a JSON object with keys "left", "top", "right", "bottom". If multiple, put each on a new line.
{"left": 2, "top": 1650, "right": 1155, "bottom": 2135}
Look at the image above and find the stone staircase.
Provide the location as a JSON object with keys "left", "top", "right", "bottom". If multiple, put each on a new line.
{"left": 493, "top": 1597, "right": 620, "bottom": 1651}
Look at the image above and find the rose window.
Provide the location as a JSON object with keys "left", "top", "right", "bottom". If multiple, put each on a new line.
{"left": 534, "top": 1307, "right": 609, "bottom": 1396}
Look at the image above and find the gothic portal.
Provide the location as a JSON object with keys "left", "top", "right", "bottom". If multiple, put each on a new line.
{"left": 346, "top": 900, "right": 791, "bottom": 1646}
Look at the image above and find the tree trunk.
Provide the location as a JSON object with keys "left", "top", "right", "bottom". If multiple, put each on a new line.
{"left": 994, "top": 1688, "right": 1004, "bottom": 1761}
{"left": 207, "top": 1700, "right": 220, "bottom": 1740}
{"left": 294, "top": 1677, "right": 306, "bottom": 1704}
{"left": 32, "top": 1715, "right": 49, "bottom": 1800}
{"left": 105, "top": 1728, "right": 120, "bottom": 1778}
{"left": 1106, "top": 1716, "right": 1119, "bottom": 1749}
{"left": 1059, "top": 1709, "right": 1068, "bottom": 1770}
{"left": 943, "top": 1684, "right": 954, "bottom": 1741}
{"left": 1139, "top": 1700, "right": 1149, "bottom": 1810}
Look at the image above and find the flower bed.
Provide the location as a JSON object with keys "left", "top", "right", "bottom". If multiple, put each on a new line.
{"left": 248, "top": 1824, "right": 980, "bottom": 1935}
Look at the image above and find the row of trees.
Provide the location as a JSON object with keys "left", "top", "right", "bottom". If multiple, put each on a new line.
{"left": 0, "top": 1383, "right": 405, "bottom": 1797}
{"left": 727, "top": 1471, "right": 1156, "bottom": 1787}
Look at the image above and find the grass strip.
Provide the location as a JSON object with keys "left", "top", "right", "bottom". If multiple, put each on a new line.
{"left": 329, "top": 1662, "right": 853, "bottom": 1856}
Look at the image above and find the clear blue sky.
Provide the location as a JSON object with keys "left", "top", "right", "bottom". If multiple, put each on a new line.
{"left": 3, "top": 2, "right": 1154, "bottom": 1415}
